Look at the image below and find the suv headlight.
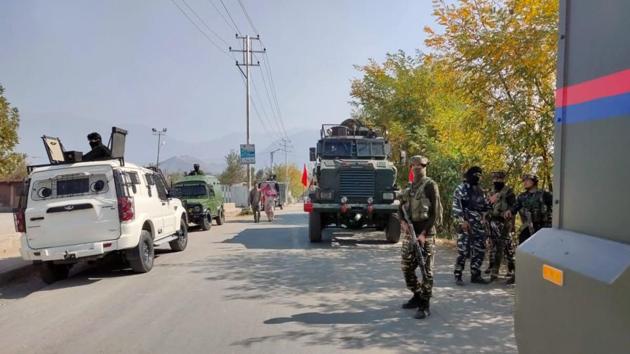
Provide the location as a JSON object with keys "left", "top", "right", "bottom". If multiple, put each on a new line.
{"left": 382, "top": 192, "right": 394, "bottom": 201}
{"left": 319, "top": 190, "right": 333, "bottom": 200}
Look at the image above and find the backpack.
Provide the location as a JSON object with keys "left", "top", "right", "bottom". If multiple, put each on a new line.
{"left": 409, "top": 177, "right": 443, "bottom": 226}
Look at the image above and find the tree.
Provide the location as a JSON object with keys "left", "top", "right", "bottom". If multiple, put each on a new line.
{"left": 272, "top": 164, "right": 305, "bottom": 199}
{"left": 425, "top": 0, "right": 558, "bottom": 189}
{"left": 218, "top": 150, "right": 246, "bottom": 185}
{"left": 0, "top": 85, "right": 25, "bottom": 180}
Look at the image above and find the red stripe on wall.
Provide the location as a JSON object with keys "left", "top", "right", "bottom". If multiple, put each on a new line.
{"left": 555, "top": 68, "right": 630, "bottom": 108}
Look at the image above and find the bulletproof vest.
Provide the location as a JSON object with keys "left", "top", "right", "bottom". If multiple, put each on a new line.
{"left": 519, "top": 190, "right": 550, "bottom": 225}
{"left": 491, "top": 187, "right": 512, "bottom": 217}
{"left": 409, "top": 178, "right": 432, "bottom": 222}
{"left": 462, "top": 185, "right": 485, "bottom": 212}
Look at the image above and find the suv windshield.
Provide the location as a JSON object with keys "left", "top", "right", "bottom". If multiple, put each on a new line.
{"left": 173, "top": 184, "right": 208, "bottom": 198}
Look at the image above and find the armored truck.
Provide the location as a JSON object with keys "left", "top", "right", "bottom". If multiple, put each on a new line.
{"left": 305, "top": 119, "right": 401, "bottom": 243}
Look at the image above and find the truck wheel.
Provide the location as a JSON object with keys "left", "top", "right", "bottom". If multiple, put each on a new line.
{"left": 200, "top": 213, "right": 212, "bottom": 231}
{"left": 385, "top": 213, "right": 401, "bottom": 243}
{"left": 40, "top": 262, "right": 71, "bottom": 284}
{"left": 215, "top": 208, "right": 225, "bottom": 225}
{"left": 309, "top": 211, "right": 322, "bottom": 242}
{"left": 127, "top": 230, "right": 154, "bottom": 273}
{"left": 169, "top": 217, "right": 188, "bottom": 252}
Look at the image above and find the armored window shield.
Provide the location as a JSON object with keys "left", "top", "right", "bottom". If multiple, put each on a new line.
{"left": 109, "top": 127, "right": 127, "bottom": 160}
{"left": 42, "top": 136, "right": 66, "bottom": 164}
{"left": 322, "top": 141, "right": 352, "bottom": 158}
{"left": 31, "top": 173, "right": 109, "bottom": 201}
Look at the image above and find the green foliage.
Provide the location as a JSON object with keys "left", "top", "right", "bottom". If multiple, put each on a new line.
{"left": 351, "top": 0, "right": 557, "bottom": 233}
{"left": 219, "top": 150, "right": 247, "bottom": 185}
{"left": 0, "top": 85, "right": 25, "bottom": 180}
{"left": 272, "top": 164, "right": 305, "bottom": 199}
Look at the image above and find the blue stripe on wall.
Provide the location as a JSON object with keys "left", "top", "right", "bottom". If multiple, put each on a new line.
{"left": 555, "top": 92, "right": 630, "bottom": 124}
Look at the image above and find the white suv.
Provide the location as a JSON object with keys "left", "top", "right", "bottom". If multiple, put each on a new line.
{"left": 15, "top": 160, "right": 188, "bottom": 283}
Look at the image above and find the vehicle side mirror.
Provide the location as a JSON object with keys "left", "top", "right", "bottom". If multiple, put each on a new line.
{"left": 309, "top": 147, "right": 316, "bottom": 161}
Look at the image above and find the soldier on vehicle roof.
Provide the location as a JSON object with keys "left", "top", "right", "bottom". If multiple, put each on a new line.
{"left": 83, "top": 132, "right": 112, "bottom": 161}
{"left": 188, "top": 164, "right": 205, "bottom": 176}
{"left": 399, "top": 155, "right": 442, "bottom": 320}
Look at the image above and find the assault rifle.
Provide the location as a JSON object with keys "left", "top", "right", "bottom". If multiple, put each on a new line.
{"left": 522, "top": 209, "right": 535, "bottom": 235}
{"left": 400, "top": 204, "right": 429, "bottom": 281}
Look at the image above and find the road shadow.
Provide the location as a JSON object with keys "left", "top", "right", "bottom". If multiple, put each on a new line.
{"left": 195, "top": 213, "right": 516, "bottom": 353}
{"left": 0, "top": 247, "right": 180, "bottom": 300}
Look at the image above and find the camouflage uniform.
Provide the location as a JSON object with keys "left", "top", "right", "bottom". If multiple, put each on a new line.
{"left": 400, "top": 176, "right": 439, "bottom": 301}
{"left": 453, "top": 182, "right": 490, "bottom": 279}
{"left": 487, "top": 184, "right": 516, "bottom": 277}
{"left": 511, "top": 189, "right": 553, "bottom": 244}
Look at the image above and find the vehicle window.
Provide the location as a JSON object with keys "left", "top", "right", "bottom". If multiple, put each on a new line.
{"left": 31, "top": 173, "right": 110, "bottom": 201}
{"left": 323, "top": 141, "right": 352, "bottom": 157}
{"left": 144, "top": 173, "right": 154, "bottom": 197}
{"left": 357, "top": 142, "right": 371, "bottom": 157}
{"left": 173, "top": 184, "right": 208, "bottom": 198}
{"left": 153, "top": 174, "right": 169, "bottom": 200}
{"left": 127, "top": 172, "right": 140, "bottom": 185}
{"left": 371, "top": 142, "right": 385, "bottom": 156}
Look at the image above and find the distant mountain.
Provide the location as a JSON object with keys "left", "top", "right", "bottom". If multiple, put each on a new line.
{"left": 158, "top": 155, "right": 225, "bottom": 175}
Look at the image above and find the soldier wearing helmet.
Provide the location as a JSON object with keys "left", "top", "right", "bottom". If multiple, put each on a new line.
{"left": 504, "top": 173, "right": 553, "bottom": 284}
{"left": 399, "top": 155, "right": 442, "bottom": 320}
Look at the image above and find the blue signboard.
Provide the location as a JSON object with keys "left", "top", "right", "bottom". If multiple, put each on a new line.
{"left": 240, "top": 144, "right": 256, "bottom": 164}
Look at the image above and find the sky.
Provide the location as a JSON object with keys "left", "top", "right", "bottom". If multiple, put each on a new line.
{"left": 0, "top": 0, "right": 434, "bottom": 166}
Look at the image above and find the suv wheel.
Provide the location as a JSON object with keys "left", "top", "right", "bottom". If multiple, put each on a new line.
{"left": 385, "top": 213, "right": 402, "bottom": 243}
{"left": 40, "top": 262, "right": 71, "bottom": 284}
{"left": 169, "top": 217, "right": 188, "bottom": 252}
{"left": 309, "top": 211, "right": 322, "bottom": 242}
{"left": 216, "top": 207, "right": 225, "bottom": 225}
{"left": 127, "top": 230, "right": 154, "bottom": 273}
{"left": 200, "top": 213, "right": 212, "bottom": 231}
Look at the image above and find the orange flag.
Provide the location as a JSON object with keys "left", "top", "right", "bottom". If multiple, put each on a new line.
{"left": 301, "top": 164, "right": 309, "bottom": 187}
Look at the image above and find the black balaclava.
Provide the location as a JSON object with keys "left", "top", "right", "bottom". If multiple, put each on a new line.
{"left": 493, "top": 182, "right": 505, "bottom": 191}
{"left": 465, "top": 166, "right": 483, "bottom": 185}
{"left": 87, "top": 132, "right": 102, "bottom": 149}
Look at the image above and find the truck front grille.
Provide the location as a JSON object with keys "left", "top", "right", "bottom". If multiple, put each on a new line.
{"left": 339, "top": 169, "right": 375, "bottom": 199}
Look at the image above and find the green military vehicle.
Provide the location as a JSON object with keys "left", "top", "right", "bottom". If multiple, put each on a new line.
{"left": 306, "top": 119, "right": 401, "bottom": 243}
{"left": 172, "top": 175, "right": 225, "bottom": 230}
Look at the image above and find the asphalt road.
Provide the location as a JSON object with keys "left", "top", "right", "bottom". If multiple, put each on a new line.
{"left": 0, "top": 206, "right": 516, "bottom": 354}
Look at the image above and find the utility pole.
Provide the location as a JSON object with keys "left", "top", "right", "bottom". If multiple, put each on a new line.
{"left": 152, "top": 128, "right": 167, "bottom": 169}
{"left": 270, "top": 148, "right": 282, "bottom": 171}
{"left": 278, "top": 138, "right": 292, "bottom": 186}
{"left": 230, "top": 35, "right": 265, "bottom": 190}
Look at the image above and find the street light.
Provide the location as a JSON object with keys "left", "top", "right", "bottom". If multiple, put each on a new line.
{"left": 152, "top": 128, "right": 167, "bottom": 169}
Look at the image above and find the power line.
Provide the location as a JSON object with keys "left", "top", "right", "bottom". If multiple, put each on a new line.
{"left": 181, "top": 0, "right": 230, "bottom": 47}
{"left": 237, "top": 0, "right": 259, "bottom": 34}
{"left": 219, "top": 0, "right": 242, "bottom": 35}
{"left": 169, "top": 0, "right": 230, "bottom": 58}
{"left": 205, "top": 0, "right": 238, "bottom": 34}
{"left": 251, "top": 78, "right": 284, "bottom": 138}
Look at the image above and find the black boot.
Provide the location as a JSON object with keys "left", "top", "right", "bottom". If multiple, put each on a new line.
{"left": 414, "top": 298, "right": 431, "bottom": 319}
{"left": 471, "top": 273, "right": 490, "bottom": 284}
{"left": 455, "top": 275, "right": 464, "bottom": 286}
{"left": 402, "top": 292, "right": 420, "bottom": 309}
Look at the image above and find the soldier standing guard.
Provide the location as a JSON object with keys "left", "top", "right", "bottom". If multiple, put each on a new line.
{"left": 399, "top": 155, "right": 442, "bottom": 320}
{"left": 452, "top": 166, "right": 491, "bottom": 285}
{"left": 504, "top": 174, "right": 553, "bottom": 284}
{"left": 487, "top": 171, "right": 516, "bottom": 282}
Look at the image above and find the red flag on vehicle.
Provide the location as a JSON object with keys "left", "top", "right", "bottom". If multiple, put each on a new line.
{"left": 408, "top": 168, "right": 414, "bottom": 183}
{"left": 301, "top": 164, "right": 308, "bottom": 187}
